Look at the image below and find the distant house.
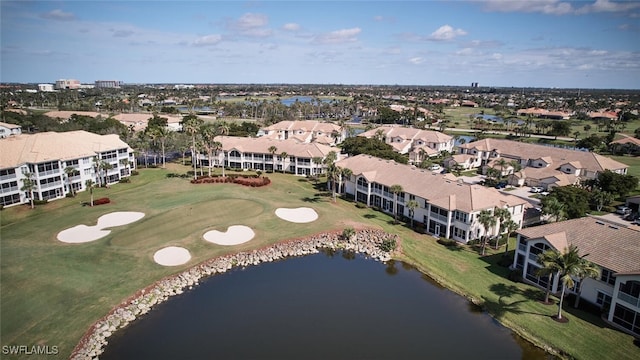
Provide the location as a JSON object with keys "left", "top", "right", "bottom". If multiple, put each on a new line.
{"left": 512, "top": 217, "right": 640, "bottom": 337}
{"left": 358, "top": 125, "right": 454, "bottom": 163}
{"left": 458, "top": 138, "right": 628, "bottom": 189}
{"left": 257, "top": 120, "right": 345, "bottom": 146}
{"left": 0, "top": 122, "right": 22, "bottom": 138}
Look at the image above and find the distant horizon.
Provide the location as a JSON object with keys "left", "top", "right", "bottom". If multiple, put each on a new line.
{"left": 2, "top": 1, "right": 639, "bottom": 89}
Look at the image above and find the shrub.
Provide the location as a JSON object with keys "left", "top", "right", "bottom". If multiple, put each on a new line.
{"left": 33, "top": 200, "right": 48, "bottom": 205}
{"left": 508, "top": 270, "right": 523, "bottom": 283}
{"left": 342, "top": 227, "right": 356, "bottom": 240}
{"left": 94, "top": 197, "right": 111, "bottom": 205}
{"left": 378, "top": 237, "right": 397, "bottom": 252}
{"left": 355, "top": 202, "right": 367, "bottom": 209}
{"left": 119, "top": 178, "right": 130, "bottom": 183}
{"left": 437, "top": 238, "right": 458, "bottom": 247}
{"left": 131, "top": 170, "right": 139, "bottom": 176}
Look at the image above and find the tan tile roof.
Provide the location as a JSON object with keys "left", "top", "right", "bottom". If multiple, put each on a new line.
{"left": 359, "top": 125, "right": 452, "bottom": 144}
{"left": 336, "top": 154, "right": 527, "bottom": 212}
{"left": 611, "top": 136, "right": 640, "bottom": 146}
{"left": 262, "top": 120, "right": 340, "bottom": 133}
{"left": 219, "top": 136, "right": 336, "bottom": 159}
{"left": 517, "top": 216, "right": 640, "bottom": 273}
{"left": 0, "top": 131, "right": 131, "bottom": 169}
{"left": 0, "top": 121, "right": 22, "bottom": 129}
{"left": 460, "top": 138, "right": 627, "bottom": 172}
{"left": 44, "top": 110, "right": 103, "bottom": 119}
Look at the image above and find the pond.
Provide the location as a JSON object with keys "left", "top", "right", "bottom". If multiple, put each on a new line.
{"left": 101, "top": 251, "right": 551, "bottom": 359}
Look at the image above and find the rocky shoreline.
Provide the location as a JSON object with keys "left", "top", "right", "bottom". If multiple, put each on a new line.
{"left": 70, "top": 228, "right": 397, "bottom": 360}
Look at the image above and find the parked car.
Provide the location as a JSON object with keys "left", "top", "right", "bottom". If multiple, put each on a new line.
{"left": 494, "top": 181, "right": 507, "bottom": 189}
{"left": 428, "top": 164, "right": 441, "bottom": 171}
{"left": 616, "top": 206, "right": 632, "bottom": 215}
{"left": 623, "top": 212, "right": 639, "bottom": 221}
{"left": 529, "top": 187, "right": 543, "bottom": 193}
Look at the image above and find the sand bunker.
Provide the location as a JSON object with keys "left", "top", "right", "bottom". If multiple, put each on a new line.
{"left": 153, "top": 246, "right": 191, "bottom": 266}
{"left": 57, "top": 211, "right": 145, "bottom": 243}
{"left": 203, "top": 225, "right": 255, "bottom": 245}
{"left": 275, "top": 207, "right": 318, "bottom": 223}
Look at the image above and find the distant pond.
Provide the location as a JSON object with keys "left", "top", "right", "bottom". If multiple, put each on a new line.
{"left": 101, "top": 251, "right": 551, "bottom": 359}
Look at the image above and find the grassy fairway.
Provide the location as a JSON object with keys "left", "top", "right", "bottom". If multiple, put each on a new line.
{"left": 1, "top": 164, "right": 639, "bottom": 359}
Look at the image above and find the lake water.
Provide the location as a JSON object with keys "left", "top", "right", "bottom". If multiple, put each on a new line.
{"left": 101, "top": 251, "right": 551, "bottom": 359}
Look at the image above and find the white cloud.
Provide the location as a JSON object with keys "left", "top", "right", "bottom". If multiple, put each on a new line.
{"left": 40, "top": 9, "right": 76, "bottom": 21}
{"left": 491, "top": 53, "right": 503, "bottom": 60}
{"left": 456, "top": 48, "right": 474, "bottom": 56}
{"left": 482, "top": 0, "right": 640, "bottom": 15}
{"left": 112, "top": 29, "right": 134, "bottom": 38}
{"left": 409, "top": 57, "right": 424, "bottom": 64}
{"left": 578, "top": 0, "right": 640, "bottom": 13}
{"left": 227, "top": 13, "right": 272, "bottom": 38}
{"left": 429, "top": 25, "right": 467, "bottom": 41}
{"left": 282, "top": 23, "right": 300, "bottom": 31}
{"left": 193, "top": 34, "right": 222, "bottom": 46}
{"left": 315, "top": 27, "right": 361, "bottom": 44}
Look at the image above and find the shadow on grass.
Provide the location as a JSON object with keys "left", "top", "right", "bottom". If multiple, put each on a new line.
{"left": 483, "top": 283, "right": 552, "bottom": 320}
{"left": 301, "top": 196, "right": 322, "bottom": 203}
{"left": 363, "top": 214, "right": 377, "bottom": 219}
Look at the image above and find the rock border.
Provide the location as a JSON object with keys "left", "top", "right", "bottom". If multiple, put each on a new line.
{"left": 70, "top": 228, "right": 397, "bottom": 360}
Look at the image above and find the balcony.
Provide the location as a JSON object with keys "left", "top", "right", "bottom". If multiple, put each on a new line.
{"left": 40, "top": 181, "right": 63, "bottom": 190}
{"left": 0, "top": 185, "right": 19, "bottom": 194}
{"left": 618, "top": 292, "right": 640, "bottom": 308}
{"left": 0, "top": 173, "right": 17, "bottom": 181}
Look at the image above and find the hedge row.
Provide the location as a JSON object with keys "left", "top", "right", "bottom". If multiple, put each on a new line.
{"left": 190, "top": 176, "right": 271, "bottom": 187}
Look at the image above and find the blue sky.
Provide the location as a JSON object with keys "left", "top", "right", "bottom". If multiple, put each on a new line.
{"left": 2, "top": 1, "right": 639, "bottom": 88}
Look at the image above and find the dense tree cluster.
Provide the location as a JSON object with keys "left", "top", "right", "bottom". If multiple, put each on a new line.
{"left": 2, "top": 110, "right": 127, "bottom": 135}
{"left": 340, "top": 136, "right": 408, "bottom": 164}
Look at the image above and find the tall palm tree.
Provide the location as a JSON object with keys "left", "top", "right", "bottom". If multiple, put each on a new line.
{"left": 215, "top": 121, "right": 230, "bottom": 177}
{"left": 573, "top": 259, "right": 600, "bottom": 308}
{"left": 494, "top": 207, "right": 511, "bottom": 249}
{"left": 478, "top": 209, "right": 496, "bottom": 256}
{"left": 200, "top": 123, "right": 217, "bottom": 176}
{"left": 536, "top": 249, "right": 560, "bottom": 304}
{"left": 406, "top": 199, "right": 419, "bottom": 228}
{"left": 495, "top": 158, "right": 508, "bottom": 179}
{"left": 501, "top": 219, "right": 519, "bottom": 255}
{"left": 85, "top": 179, "right": 95, "bottom": 207}
{"left": 340, "top": 167, "right": 353, "bottom": 196}
{"left": 312, "top": 156, "right": 323, "bottom": 176}
{"left": 20, "top": 172, "right": 36, "bottom": 209}
{"left": 279, "top": 151, "right": 288, "bottom": 174}
{"left": 99, "top": 161, "right": 113, "bottom": 187}
{"left": 268, "top": 145, "right": 278, "bottom": 173}
{"left": 181, "top": 114, "right": 204, "bottom": 180}
{"left": 64, "top": 166, "right": 77, "bottom": 197}
{"left": 149, "top": 125, "right": 171, "bottom": 168}
{"left": 390, "top": 184, "right": 404, "bottom": 224}
{"left": 537, "top": 245, "right": 594, "bottom": 320}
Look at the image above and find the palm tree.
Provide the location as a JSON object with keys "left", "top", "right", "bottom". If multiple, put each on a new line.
{"left": 279, "top": 151, "right": 288, "bottom": 174}
{"left": 542, "top": 196, "right": 565, "bottom": 222}
{"left": 495, "top": 158, "right": 508, "bottom": 179}
{"left": 478, "top": 209, "right": 496, "bottom": 256}
{"left": 312, "top": 156, "right": 323, "bottom": 177}
{"left": 149, "top": 125, "right": 170, "bottom": 168}
{"left": 390, "top": 184, "right": 404, "bottom": 224}
{"left": 340, "top": 167, "right": 352, "bottom": 195}
{"left": 537, "top": 245, "right": 594, "bottom": 320}
{"left": 181, "top": 114, "right": 204, "bottom": 180}
{"left": 406, "top": 199, "right": 419, "bottom": 228}
{"left": 20, "top": 172, "right": 36, "bottom": 209}
{"left": 64, "top": 166, "right": 77, "bottom": 197}
{"left": 268, "top": 145, "right": 278, "bottom": 173}
{"left": 200, "top": 123, "right": 217, "bottom": 176}
{"left": 536, "top": 249, "right": 561, "bottom": 304}
{"left": 501, "top": 219, "right": 519, "bottom": 255}
{"left": 493, "top": 207, "right": 511, "bottom": 249}
{"left": 215, "top": 121, "right": 230, "bottom": 177}
{"left": 573, "top": 259, "right": 599, "bottom": 308}
{"left": 119, "top": 158, "right": 130, "bottom": 176}
{"left": 99, "top": 161, "right": 113, "bottom": 187}
{"left": 85, "top": 179, "right": 95, "bottom": 207}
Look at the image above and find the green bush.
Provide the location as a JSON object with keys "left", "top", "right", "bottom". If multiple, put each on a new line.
{"left": 355, "top": 202, "right": 367, "bottom": 209}
{"left": 131, "top": 170, "right": 139, "bottom": 176}
{"left": 378, "top": 237, "right": 397, "bottom": 252}
{"left": 119, "top": 178, "right": 130, "bottom": 183}
{"left": 33, "top": 200, "right": 48, "bottom": 205}
{"left": 437, "top": 238, "right": 458, "bottom": 247}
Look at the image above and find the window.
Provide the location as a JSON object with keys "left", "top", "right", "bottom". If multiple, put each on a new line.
{"left": 596, "top": 291, "right": 612, "bottom": 309}
{"left": 37, "top": 161, "right": 60, "bottom": 173}
{"left": 612, "top": 304, "right": 640, "bottom": 335}
{"left": 1, "top": 193, "right": 20, "bottom": 206}
{"left": 66, "top": 159, "right": 79, "bottom": 166}
{"left": 601, "top": 268, "right": 616, "bottom": 286}
{"left": 0, "top": 169, "right": 16, "bottom": 177}
{"left": 454, "top": 210, "right": 468, "bottom": 223}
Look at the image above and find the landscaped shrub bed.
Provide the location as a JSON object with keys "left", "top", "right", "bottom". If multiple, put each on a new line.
{"left": 94, "top": 197, "right": 111, "bottom": 205}
{"left": 190, "top": 175, "right": 271, "bottom": 187}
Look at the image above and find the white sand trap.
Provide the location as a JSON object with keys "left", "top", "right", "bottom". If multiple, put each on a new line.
{"left": 97, "top": 212, "right": 145, "bottom": 228}
{"left": 57, "top": 225, "right": 111, "bottom": 243}
{"left": 203, "top": 225, "right": 255, "bottom": 245}
{"left": 275, "top": 207, "right": 318, "bottom": 223}
{"left": 57, "top": 211, "right": 146, "bottom": 243}
{"left": 153, "top": 246, "right": 191, "bottom": 266}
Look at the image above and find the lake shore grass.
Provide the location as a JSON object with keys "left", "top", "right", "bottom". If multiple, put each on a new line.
{"left": 1, "top": 163, "right": 639, "bottom": 359}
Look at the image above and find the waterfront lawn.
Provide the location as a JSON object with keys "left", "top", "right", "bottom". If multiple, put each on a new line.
{"left": 1, "top": 164, "right": 639, "bottom": 360}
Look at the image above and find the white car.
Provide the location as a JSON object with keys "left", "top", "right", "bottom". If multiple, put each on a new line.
{"left": 529, "top": 187, "right": 543, "bottom": 193}
{"left": 428, "top": 164, "right": 441, "bottom": 171}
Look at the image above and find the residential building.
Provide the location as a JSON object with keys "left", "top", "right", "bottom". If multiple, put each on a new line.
{"left": 0, "top": 122, "right": 22, "bottom": 138}
{"left": 196, "top": 136, "right": 340, "bottom": 176}
{"left": 516, "top": 108, "right": 572, "bottom": 120}
{"left": 0, "top": 131, "right": 134, "bottom": 207}
{"left": 257, "top": 120, "right": 345, "bottom": 146}
{"left": 358, "top": 125, "right": 454, "bottom": 163}
{"left": 38, "top": 84, "right": 54, "bottom": 92}
{"left": 512, "top": 217, "right": 640, "bottom": 337}
{"left": 335, "top": 154, "right": 529, "bottom": 242}
{"left": 55, "top": 79, "right": 81, "bottom": 90}
{"left": 94, "top": 80, "right": 122, "bottom": 89}
{"left": 456, "top": 138, "right": 628, "bottom": 189}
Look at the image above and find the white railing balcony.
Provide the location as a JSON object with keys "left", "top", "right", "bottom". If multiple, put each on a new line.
{"left": 40, "top": 181, "right": 62, "bottom": 190}
{"left": 0, "top": 186, "right": 19, "bottom": 194}
{"left": 356, "top": 185, "right": 369, "bottom": 193}
{"left": 37, "top": 169, "right": 60, "bottom": 177}
{"left": 618, "top": 292, "right": 640, "bottom": 308}
{"left": 0, "top": 174, "right": 17, "bottom": 181}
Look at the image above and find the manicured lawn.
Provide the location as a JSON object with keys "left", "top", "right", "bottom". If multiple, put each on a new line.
{"left": 1, "top": 164, "right": 639, "bottom": 359}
